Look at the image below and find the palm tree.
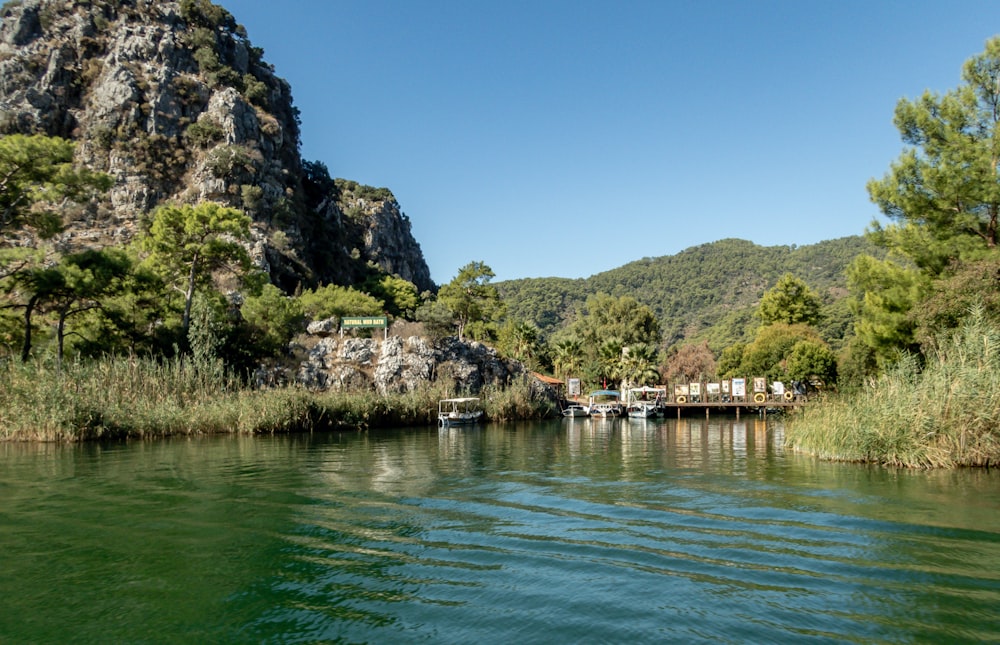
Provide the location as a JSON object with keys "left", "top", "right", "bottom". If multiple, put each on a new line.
{"left": 619, "top": 343, "right": 661, "bottom": 388}
{"left": 597, "top": 338, "right": 624, "bottom": 389}
{"left": 502, "top": 320, "right": 540, "bottom": 369}
{"left": 552, "top": 338, "right": 582, "bottom": 381}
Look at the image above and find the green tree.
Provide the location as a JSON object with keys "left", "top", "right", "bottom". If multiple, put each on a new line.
{"left": 365, "top": 273, "right": 419, "bottom": 318}
{"left": 188, "top": 290, "right": 269, "bottom": 375}
{"left": 3, "top": 250, "right": 131, "bottom": 363}
{"left": 241, "top": 283, "right": 305, "bottom": 356}
{"left": 0, "top": 133, "right": 112, "bottom": 325}
{"left": 758, "top": 273, "right": 822, "bottom": 326}
{"left": 910, "top": 257, "right": 1000, "bottom": 350}
{"left": 0, "top": 134, "right": 111, "bottom": 239}
{"left": 836, "top": 336, "right": 879, "bottom": 391}
{"left": 298, "top": 283, "right": 384, "bottom": 321}
{"left": 414, "top": 297, "right": 454, "bottom": 340}
{"left": 739, "top": 323, "right": 826, "bottom": 381}
{"left": 187, "top": 291, "right": 229, "bottom": 367}
{"left": 3, "top": 252, "right": 131, "bottom": 362}
{"left": 855, "top": 38, "right": 1000, "bottom": 364}
{"left": 846, "top": 254, "right": 926, "bottom": 366}
{"left": 716, "top": 343, "right": 747, "bottom": 379}
{"left": 7, "top": 265, "right": 61, "bottom": 362}
{"left": 46, "top": 249, "right": 132, "bottom": 364}
{"left": 619, "top": 343, "right": 661, "bottom": 387}
{"left": 497, "top": 319, "right": 542, "bottom": 369}
{"left": 551, "top": 338, "right": 582, "bottom": 381}
{"left": 80, "top": 258, "right": 173, "bottom": 358}
{"left": 139, "top": 202, "right": 252, "bottom": 332}
{"left": 595, "top": 338, "right": 624, "bottom": 388}
{"left": 437, "top": 261, "right": 504, "bottom": 341}
{"left": 867, "top": 37, "right": 1000, "bottom": 273}
{"left": 785, "top": 340, "right": 838, "bottom": 386}
{"left": 572, "top": 293, "right": 660, "bottom": 348}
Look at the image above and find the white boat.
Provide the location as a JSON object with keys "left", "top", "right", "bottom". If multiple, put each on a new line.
{"left": 587, "top": 390, "right": 623, "bottom": 417}
{"left": 626, "top": 386, "right": 666, "bottom": 419}
{"left": 437, "top": 397, "right": 483, "bottom": 427}
{"left": 562, "top": 404, "right": 590, "bottom": 418}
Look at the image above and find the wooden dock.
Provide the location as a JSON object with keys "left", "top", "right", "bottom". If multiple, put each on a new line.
{"left": 555, "top": 377, "right": 809, "bottom": 420}
{"left": 661, "top": 398, "right": 805, "bottom": 419}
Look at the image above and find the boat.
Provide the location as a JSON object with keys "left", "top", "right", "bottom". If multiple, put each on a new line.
{"left": 587, "top": 390, "right": 623, "bottom": 417}
{"left": 437, "top": 397, "right": 483, "bottom": 427}
{"left": 562, "top": 403, "right": 590, "bottom": 418}
{"left": 626, "top": 386, "right": 666, "bottom": 419}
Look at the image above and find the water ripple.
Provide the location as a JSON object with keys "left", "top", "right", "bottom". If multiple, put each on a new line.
{"left": 1, "top": 426, "right": 998, "bottom": 643}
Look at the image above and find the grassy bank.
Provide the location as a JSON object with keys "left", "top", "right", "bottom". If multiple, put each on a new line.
{"left": 0, "top": 357, "right": 555, "bottom": 441}
{"left": 786, "top": 311, "right": 1000, "bottom": 467}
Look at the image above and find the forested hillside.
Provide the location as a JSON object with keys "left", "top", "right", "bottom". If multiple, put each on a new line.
{"left": 496, "top": 236, "right": 879, "bottom": 348}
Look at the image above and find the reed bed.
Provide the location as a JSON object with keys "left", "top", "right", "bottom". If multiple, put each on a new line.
{"left": 481, "top": 374, "right": 557, "bottom": 421}
{"left": 0, "top": 357, "right": 324, "bottom": 441}
{"left": 0, "top": 356, "right": 558, "bottom": 441}
{"left": 786, "top": 311, "right": 1000, "bottom": 467}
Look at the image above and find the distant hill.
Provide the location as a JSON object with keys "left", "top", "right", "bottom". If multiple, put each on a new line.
{"left": 495, "top": 236, "right": 879, "bottom": 349}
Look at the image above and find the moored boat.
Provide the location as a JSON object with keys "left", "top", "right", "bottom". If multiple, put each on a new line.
{"left": 437, "top": 397, "right": 483, "bottom": 427}
{"left": 588, "top": 390, "right": 623, "bottom": 417}
{"left": 626, "top": 386, "right": 666, "bottom": 419}
{"left": 562, "top": 404, "right": 590, "bottom": 418}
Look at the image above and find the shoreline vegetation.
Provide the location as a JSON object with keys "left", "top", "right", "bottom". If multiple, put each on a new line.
{"left": 0, "top": 357, "right": 555, "bottom": 442}
{"left": 785, "top": 309, "right": 1000, "bottom": 468}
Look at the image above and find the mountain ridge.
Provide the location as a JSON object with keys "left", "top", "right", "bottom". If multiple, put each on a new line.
{"left": 496, "top": 235, "right": 878, "bottom": 349}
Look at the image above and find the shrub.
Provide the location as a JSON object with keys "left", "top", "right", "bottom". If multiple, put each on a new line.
{"left": 240, "top": 184, "right": 263, "bottom": 211}
{"left": 242, "top": 74, "right": 268, "bottom": 107}
{"left": 205, "top": 145, "right": 253, "bottom": 178}
{"left": 183, "top": 117, "right": 223, "bottom": 148}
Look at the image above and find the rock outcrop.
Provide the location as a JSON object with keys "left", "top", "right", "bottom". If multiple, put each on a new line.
{"left": 297, "top": 330, "right": 529, "bottom": 396}
{"left": 0, "top": 0, "right": 434, "bottom": 292}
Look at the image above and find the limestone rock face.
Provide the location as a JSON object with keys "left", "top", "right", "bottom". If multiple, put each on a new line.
{"left": 297, "top": 332, "right": 527, "bottom": 396}
{"left": 306, "top": 318, "right": 338, "bottom": 337}
{"left": 354, "top": 197, "right": 433, "bottom": 294}
{"left": 0, "top": 0, "right": 434, "bottom": 293}
{"left": 373, "top": 335, "right": 440, "bottom": 395}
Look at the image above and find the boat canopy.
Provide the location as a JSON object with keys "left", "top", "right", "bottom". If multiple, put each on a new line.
{"left": 589, "top": 390, "right": 620, "bottom": 397}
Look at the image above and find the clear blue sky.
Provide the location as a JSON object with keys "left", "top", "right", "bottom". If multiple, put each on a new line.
{"left": 223, "top": 0, "right": 1000, "bottom": 285}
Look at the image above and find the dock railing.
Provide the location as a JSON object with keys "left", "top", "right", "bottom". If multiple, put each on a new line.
{"left": 663, "top": 377, "right": 807, "bottom": 418}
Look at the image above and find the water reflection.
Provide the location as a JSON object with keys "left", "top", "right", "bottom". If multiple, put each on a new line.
{"left": 1, "top": 421, "right": 998, "bottom": 643}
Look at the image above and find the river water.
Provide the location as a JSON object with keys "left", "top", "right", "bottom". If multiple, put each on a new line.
{"left": 1, "top": 417, "right": 998, "bottom": 643}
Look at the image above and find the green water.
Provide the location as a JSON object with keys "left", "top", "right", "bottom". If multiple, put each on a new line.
{"left": 1, "top": 417, "right": 998, "bottom": 643}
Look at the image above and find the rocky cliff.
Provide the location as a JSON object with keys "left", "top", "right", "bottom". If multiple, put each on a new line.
{"left": 295, "top": 323, "right": 540, "bottom": 398}
{"left": 0, "top": 0, "right": 433, "bottom": 292}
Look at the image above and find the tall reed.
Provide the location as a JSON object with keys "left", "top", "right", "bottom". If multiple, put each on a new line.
{"left": 481, "top": 374, "right": 557, "bottom": 421}
{"left": 0, "top": 357, "right": 323, "bottom": 441}
{"left": 786, "top": 309, "right": 1000, "bottom": 467}
{"left": 0, "top": 356, "right": 558, "bottom": 441}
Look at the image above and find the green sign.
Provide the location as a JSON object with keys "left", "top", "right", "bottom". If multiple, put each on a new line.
{"left": 341, "top": 316, "right": 388, "bottom": 329}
